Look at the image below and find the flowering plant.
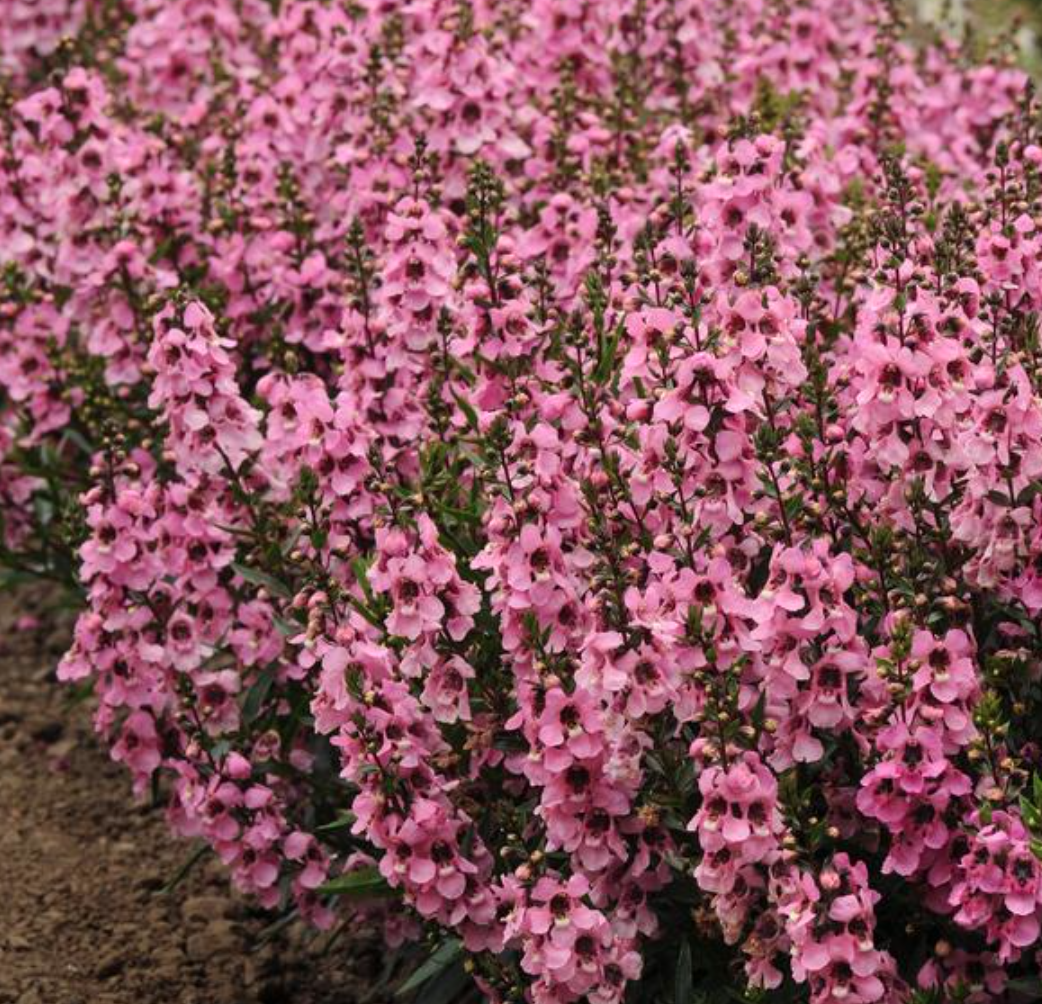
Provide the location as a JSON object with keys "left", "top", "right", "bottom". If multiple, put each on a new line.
{"left": 6, "top": 0, "right": 1042, "bottom": 1001}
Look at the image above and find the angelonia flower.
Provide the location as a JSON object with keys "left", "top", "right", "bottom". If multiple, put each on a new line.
{"left": 7, "top": 0, "right": 1042, "bottom": 1001}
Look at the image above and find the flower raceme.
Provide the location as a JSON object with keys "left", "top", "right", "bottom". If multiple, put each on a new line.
{"left": 6, "top": 0, "right": 1042, "bottom": 1001}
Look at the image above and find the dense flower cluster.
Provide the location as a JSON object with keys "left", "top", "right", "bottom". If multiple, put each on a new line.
{"left": 6, "top": 0, "right": 1042, "bottom": 1001}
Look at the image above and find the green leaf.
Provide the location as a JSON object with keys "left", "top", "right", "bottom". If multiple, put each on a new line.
{"left": 281, "top": 524, "right": 305, "bottom": 557}
{"left": 33, "top": 495, "right": 55, "bottom": 528}
{"left": 273, "top": 615, "right": 300, "bottom": 637}
{"left": 159, "top": 842, "right": 212, "bottom": 895}
{"left": 315, "top": 813, "right": 357, "bottom": 834}
{"left": 1018, "top": 482, "right": 1042, "bottom": 507}
{"left": 415, "top": 963, "right": 473, "bottom": 1004}
{"left": 674, "top": 939, "right": 693, "bottom": 1004}
{"left": 1007, "top": 977, "right": 1042, "bottom": 999}
{"left": 0, "top": 568, "right": 39, "bottom": 591}
{"left": 593, "top": 322, "right": 623, "bottom": 385}
{"left": 397, "top": 939, "right": 463, "bottom": 997}
{"left": 60, "top": 427, "right": 94, "bottom": 454}
{"left": 352, "top": 556, "right": 376, "bottom": 604}
{"left": 318, "top": 866, "right": 398, "bottom": 899}
{"left": 231, "top": 562, "right": 292, "bottom": 598}
{"left": 242, "top": 668, "right": 275, "bottom": 724}
{"left": 451, "top": 391, "right": 480, "bottom": 433}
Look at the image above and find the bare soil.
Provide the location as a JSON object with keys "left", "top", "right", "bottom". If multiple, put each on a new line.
{"left": 0, "top": 589, "right": 387, "bottom": 1004}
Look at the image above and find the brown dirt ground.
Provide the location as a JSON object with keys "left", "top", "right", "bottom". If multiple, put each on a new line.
{"left": 0, "top": 589, "right": 389, "bottom": 1004}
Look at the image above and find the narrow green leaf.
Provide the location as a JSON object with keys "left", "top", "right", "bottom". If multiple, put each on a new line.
{"left": 397, "top": 939, "right": 463, "bottom": 997}
{"left": 231, "top": 562, "right": 292, "bottom": 598}
{"left": 242, "top": 668, "right": 275, "bottom": 724}
{"left": 318, "top": 866, "right": 397, "bottom": 899}
{"left": 273, "top": 615, "right": 300, "bottom": 637}
{"left": 159, "top": 842, "right": 212, "bottom": 895}
{"left": 452, "top": 391, "right": 480, "bottom": 432}
{"left": 352, "top": 556, "right": 376, "bottom": 603}
{"left": 675, "top": 939, "right": 693, "bottom": 1004}
{"left": 1007, "top": 976, "right": 1042, "bottom": 998}
{"left": 593, "top": 322, "right": 624, "bottom": 385}
{"left": 315, "top": 813, "right": 357, "bottom": 834}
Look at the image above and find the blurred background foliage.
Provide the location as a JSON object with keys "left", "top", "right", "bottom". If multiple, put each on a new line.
{"left": 913, "top": 0, "right": 1042, "bottom": 73}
